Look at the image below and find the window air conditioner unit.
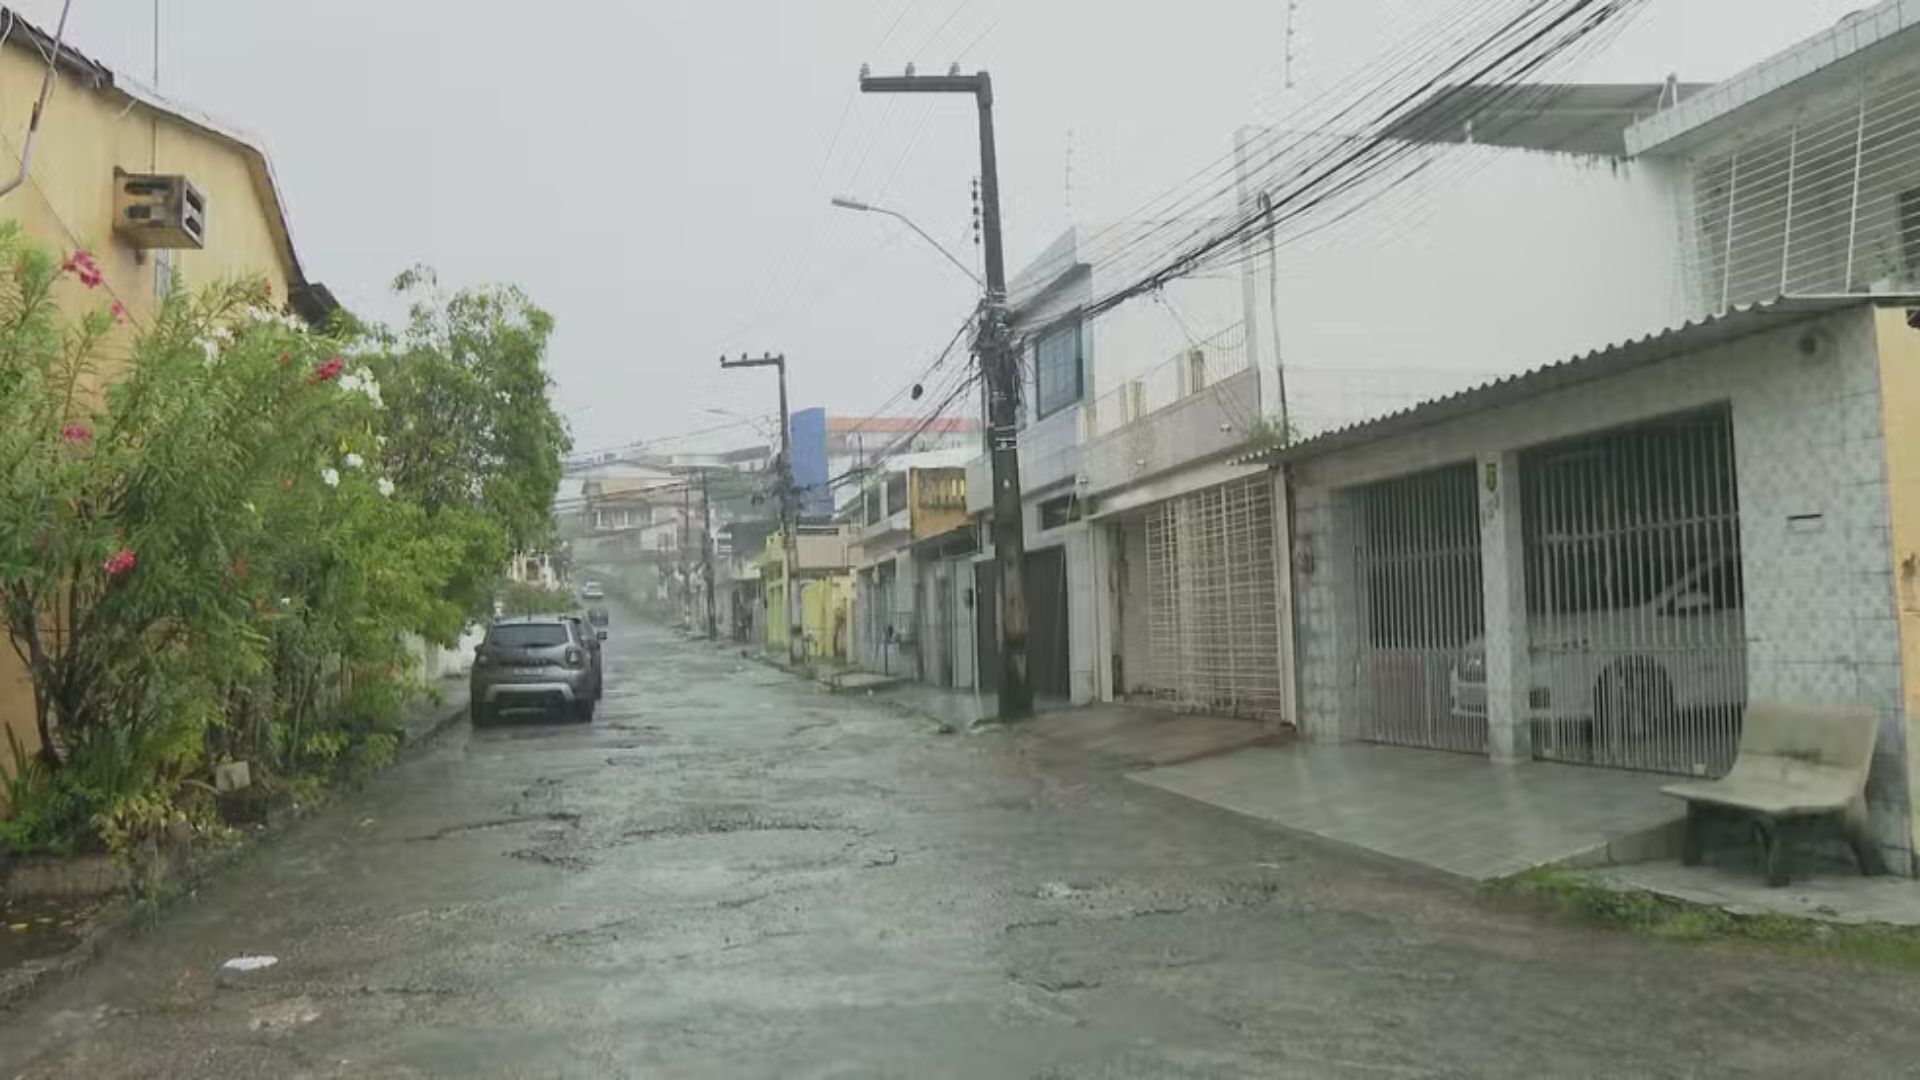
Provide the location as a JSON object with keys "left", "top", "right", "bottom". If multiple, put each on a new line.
{"left": 113, "top": 172, "right": 206, "bottom": 250}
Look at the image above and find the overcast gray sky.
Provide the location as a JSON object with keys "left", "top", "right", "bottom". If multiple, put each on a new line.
{"left": 19, "top": 0, "right": 1868, "bottom": 453}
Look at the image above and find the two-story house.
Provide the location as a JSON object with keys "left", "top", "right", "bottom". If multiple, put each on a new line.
{"left": 849, "top": 453, "right": 971, "bottom": 681}
{"left": 0, "top": 9, "right": 337, "bottom": 770}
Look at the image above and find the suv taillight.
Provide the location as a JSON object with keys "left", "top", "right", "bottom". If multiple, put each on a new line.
{"left": 565, "top": 647, "right": 586, "bottom": 669}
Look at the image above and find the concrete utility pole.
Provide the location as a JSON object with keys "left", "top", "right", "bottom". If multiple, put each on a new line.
{"left": 701, "top": 469, "right": 718, "bottom": 640}
{"left": 860, "top": 67, "right": 1031, "bottom": 720}
{"left": 721, "top": 353, "right": 801, "bottom": 667}
{"left": 680, "top": 481, "right": 694, "bottom": 631}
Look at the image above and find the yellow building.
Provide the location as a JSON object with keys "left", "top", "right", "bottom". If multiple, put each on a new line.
{"left": 0, "top": 9, "right": 332, "bottom": 768}
{"left": 755, "top": 528, "right": 857, "bottom": 664}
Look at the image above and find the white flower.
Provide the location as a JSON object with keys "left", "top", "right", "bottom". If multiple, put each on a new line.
{"left": 280, "top": 313, "right": 306, "bottom": 333}
{"left": 198, "top": 338, "right": 219, "bottom": 365}
{"left": 246, "top": 306, "right": 275, "bottom": 324}
{"left": 343, "top": 452, "right": 364, "bottom": 469}
{"left": 338, "top": 372, "right": 363, "bottom": 393}
{"left": 375, "top": 435, "right": 388, "bottom": 448}
{"left": 352, "top": 369, "right": 383, "bottom": 408}
{"left": 376, "top": 477, "right": 395, "bottom": 498}
{"left": 211, "top": 325, "right": 234, "bottom": 344}
{"left": 320, "top": 467, "right": 340, "bottom": 488}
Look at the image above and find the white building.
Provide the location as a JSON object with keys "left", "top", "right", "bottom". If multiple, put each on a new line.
{"left": 952, "top": 1, "right": 1920, "bottom": 871}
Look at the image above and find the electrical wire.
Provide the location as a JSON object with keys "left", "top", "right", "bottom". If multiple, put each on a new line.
{"left": 834, "top": 308, "right": 977, "bottom": 442}
{"left": 1078, "top": 0, "right": 1652, "bottom": 324}
{"left": 1001, "top": 0, "right": 1503, "bottom": 302}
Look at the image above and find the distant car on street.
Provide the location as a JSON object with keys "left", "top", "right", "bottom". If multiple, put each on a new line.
{"left": 564, "top": 613, "right": 606, "bottom": 702}
{"left": 470, "top": 616, "right": 598, "bottom": 724}
{"left": 579, "top": 580, "right": 605, "bottom": 600}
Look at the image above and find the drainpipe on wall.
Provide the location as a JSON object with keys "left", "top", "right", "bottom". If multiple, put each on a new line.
{"left": 0, "top": 1, "right": 79, "bottom": 203}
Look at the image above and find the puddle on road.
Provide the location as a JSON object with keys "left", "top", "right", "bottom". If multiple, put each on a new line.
{"left": 0, "top": 896, "right": 100, "bottom": 969}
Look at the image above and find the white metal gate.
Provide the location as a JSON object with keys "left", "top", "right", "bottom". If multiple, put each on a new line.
{"left": 1145, "top": 476, "right": 1284, "bottom": 720}
{"left": 1522, "top": 409, "right": 1745, "bottom": 776}
{"left": 1354, "top": 464, "right": 1486, "bottom": 753}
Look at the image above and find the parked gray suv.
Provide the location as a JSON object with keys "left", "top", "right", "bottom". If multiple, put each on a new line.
{"left": 471, "top": 616, "right": 598, "bottom": 724}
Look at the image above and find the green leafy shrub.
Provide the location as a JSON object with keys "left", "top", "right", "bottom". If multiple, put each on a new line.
{"left": 0, "top": 227, "right": 567, "bottom": 855}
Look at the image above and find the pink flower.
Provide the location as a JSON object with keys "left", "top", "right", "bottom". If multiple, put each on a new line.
{"left": 101, "top": 548, "right": 137, "bottom": 578}
{"left": 109, "top": 301, "right": 127, "bottom": 324}
{"left": 60, "top": 424, "right": 91, "bottom": 444}
{"left": 62, "top": 250, "right": 103, "bottom": 290}
{"left": 312, "top": 356, "right": 344, "bottom": 383}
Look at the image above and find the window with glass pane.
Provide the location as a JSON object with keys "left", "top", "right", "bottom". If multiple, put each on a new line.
{"left": 1034, "top": 319, "right": 1083, "bottom": 419}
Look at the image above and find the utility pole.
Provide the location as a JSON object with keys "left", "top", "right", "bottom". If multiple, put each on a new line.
{"left": 721, "top": 352, "right": 801, "bottom": 667}
{"left": 701, "top": 469, "right": 718, "bottom": 640}
{"left": 861, "top": 66, "right": 1031, "bottom": 720}
{"left": 680, "top": 481, "right": 693, "bottom": 631}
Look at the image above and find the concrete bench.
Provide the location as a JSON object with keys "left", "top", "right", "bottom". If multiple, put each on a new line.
{"left": 1662, "top": 702, "right": 1885, "bottom": 886}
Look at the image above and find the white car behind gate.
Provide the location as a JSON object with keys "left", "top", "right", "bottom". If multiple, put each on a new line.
{"left": 1451, "top": 554, "right": 1746, "bottom": 757}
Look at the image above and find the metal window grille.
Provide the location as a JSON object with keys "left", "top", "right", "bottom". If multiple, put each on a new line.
{"left": 1690, "top": 58, "right": 1920, "bottom": 312}
{"left": 1352, "top": 464, "right": 1486, "bottom": 754}
{"left": 1521, "top": 408, "right": 1744, "bottom": 776}
{"left": 1145, "top": 477, "right": 1285, "bottom": 720}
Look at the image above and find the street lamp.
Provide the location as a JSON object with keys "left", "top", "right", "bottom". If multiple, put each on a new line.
{"left": 703, "top": 406, "right": 779, "bottom": 442}
{"left": 830, "top": 195, "right": 984, "bottom": 288}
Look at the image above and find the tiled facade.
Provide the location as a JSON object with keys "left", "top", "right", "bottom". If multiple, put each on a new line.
{"left": 1286, "top": 306, "right": 1917, "bottom": 871}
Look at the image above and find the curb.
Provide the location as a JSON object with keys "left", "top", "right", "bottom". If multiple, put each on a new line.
{"left": 0, "top": 694, "right": 472, "bottom": 1014}
{"left": 400, "top": 697, "right": 472, "bottom": 758}
{"left": 0, "top": 895, "right": 139, "bottom": 1012}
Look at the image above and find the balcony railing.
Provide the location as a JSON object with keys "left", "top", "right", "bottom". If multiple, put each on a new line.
{"left": 1686, "top": 59, "right": 1920, "bottom": 314}
{"left": 1084, "top": 322, "right": 1252, "bottom": 441}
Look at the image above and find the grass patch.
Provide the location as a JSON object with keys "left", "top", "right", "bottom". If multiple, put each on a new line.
{"left": 1492, "top": 866, "right": 1920, "bottom": 970}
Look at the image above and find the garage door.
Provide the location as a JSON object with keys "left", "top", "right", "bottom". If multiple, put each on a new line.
{"left": 1353, "top": 464, "right": 1487, "bottom": 753}
{"left": 1522, "top": 408, "right": 1745, "bottom": 776}
{"left": 1145, "top": 476, "right": 1285, "bottom": 721}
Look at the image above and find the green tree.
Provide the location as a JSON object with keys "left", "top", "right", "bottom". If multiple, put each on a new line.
{"left": 368, "top": 266, "right": 571, "bottom": 558}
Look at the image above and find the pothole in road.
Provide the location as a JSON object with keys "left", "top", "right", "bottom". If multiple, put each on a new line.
{"left": 405, "top": 811, "right": 581, "bottom": 843}
{"left": 614, "top": 809, "right": 858, "bottom": 845}
{"left": 508, "top": 848, "right": 594, "bottom": 872}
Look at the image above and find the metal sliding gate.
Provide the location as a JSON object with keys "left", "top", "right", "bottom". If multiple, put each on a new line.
{"left": 1145, "top": 476, "right": 1284, "bottom": 721}
{"left": 1354, "top": 464, "right": 1486, "bottom": 753}
{"left": 1522, "top": 408, "right": 1745, "bottom": 776}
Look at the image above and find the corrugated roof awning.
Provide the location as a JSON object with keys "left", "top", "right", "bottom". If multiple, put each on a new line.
{"left": 1234, "top": 295, "right": 1920, "bottom": 469}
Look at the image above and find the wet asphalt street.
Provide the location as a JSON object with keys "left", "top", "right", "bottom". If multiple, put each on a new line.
{"left": 6, "top": 617, "right": 1920, "bottom": 1078}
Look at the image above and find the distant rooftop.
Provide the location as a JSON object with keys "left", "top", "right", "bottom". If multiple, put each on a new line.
{"left": 1385, "top": 83, "right": 1705, "bottom": 157}
{"left": 829, "top": 416, "right": 978, "bottom": 436}
{"left": 1624, "top": 1, "right": 1920, "bottom": 155}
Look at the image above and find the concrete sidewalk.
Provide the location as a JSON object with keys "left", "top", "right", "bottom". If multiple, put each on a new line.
{"left": 401, "top": 675, "right": 472, "bottom": 749}
{"left": 1132, "top": 742, "right": 1682, "bottom": 882}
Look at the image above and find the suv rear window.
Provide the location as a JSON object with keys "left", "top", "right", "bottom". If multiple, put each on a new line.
{"left": 488, "top": 623, "right": 572, "bottom": 648}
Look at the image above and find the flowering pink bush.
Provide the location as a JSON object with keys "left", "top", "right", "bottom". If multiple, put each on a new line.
{"left": 312, "top": 356, "right": 345, "bottom": 383}
{"left": 61, "top": 249, "right": 103, "bottom": 289}
{"left": 101, "top": 548, "right": 137, "bottom": 578}
{"left": 60, "top": 424, "right": 91, "bottom": 444}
